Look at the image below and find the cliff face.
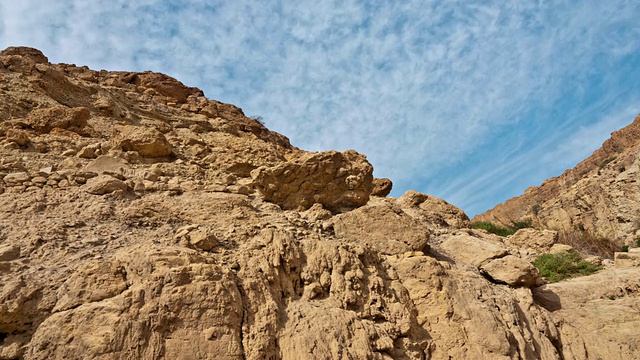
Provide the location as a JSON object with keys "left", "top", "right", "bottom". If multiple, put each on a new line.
{"left": 1, "top": 47, "right": 639, "bottom": 360}
{"left": 474, "top": 113, "right": 640, "bottom": 243}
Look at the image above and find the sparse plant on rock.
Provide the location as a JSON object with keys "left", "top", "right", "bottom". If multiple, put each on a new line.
{"left": 533, "top": 252, "right": 602, "bottom": 282}
{"left": 471, "top": 218, "right": 533, "bottom": 237}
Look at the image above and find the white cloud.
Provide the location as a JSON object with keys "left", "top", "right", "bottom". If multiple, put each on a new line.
{"left": 1, "top": 1, "right": 640, "bottom": 216}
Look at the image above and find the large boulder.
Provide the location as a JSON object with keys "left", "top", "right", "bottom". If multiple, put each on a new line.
{"left": 116, "top": 125, "right": 173, "bottom": 157}
{"left": 251, "top": 150, "right": 373, "bottom": 212}
{"left": 480, "top": 255, "right": 540, "bottom": 287}
{"left": 330, "top": 202, "right": 430, "bottom": 255}
{"left": 505, "top": 228, "right": 558, "bottom": 254}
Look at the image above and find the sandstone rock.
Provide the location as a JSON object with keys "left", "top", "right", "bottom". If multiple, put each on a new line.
{"left": 3, "top": 172, "right": 30, "bottom": 185}
{"left": 480, "top": 255, "right": 540, "bottom": 287}
{"left": 331, "top": 202, "right": 430, "bottom": 255}
{"left": 475, "top": 113, "right": 640, "bottom": 244}
{"left": 83, "top": 175, "right": 128, "bottom": 195}
{"left": 0, "top": 244, "right": 20, "bottom": 261}
{"left": 188, "top": 228, "right": 218, "bottom": 251}
{"left": 23, "top": 106, "right": 90, "bottom": 134}
{"left": 614, "top": 251, "right": 640, "bottom": 269}
{"left": 0, "top": 46, "right": 48, "bottom": 63}
{"left": 83, "top": 155, "right": 132, "bottom": 178}
{"left": 5, "top": 129, "right": 30, "bottom": 146}
{"left": 371, "top": 177, "right": 393, "bottom": 197}
{"left": 505, "top": 228, "right": 558, "bottom": 254}
{"left": 398, "top": 190, "right": 470, "bottom": 229}
{"left": 550, "top": 244, "right": 573, "bottom": 254}
{"left": 251, "top": 150, "right": 373, "bottom": 212}
{"left": 117, "top": 125, "right": 173, "bottom": 157}
{"left": 77, "top": 143, "right": 102, "bottom": 158}
{"left": 438, "top": 233, "right": 509, "bottom": 267}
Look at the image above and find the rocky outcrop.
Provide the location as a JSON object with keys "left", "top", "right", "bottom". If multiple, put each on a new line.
{"left": 474, "top": 113, "right": 640, "bottom": 245}
{"left": 251, "top": 150, "right": 374, "bottom": 212}
{"left": 1, "top": 47, "right": 640, "bottom": 360}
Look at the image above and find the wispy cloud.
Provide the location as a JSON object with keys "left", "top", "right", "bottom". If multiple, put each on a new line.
{"left": 2, "top": 1, "right": 640, "bottom": 216}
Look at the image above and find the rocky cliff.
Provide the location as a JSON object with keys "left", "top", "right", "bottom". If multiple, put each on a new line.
{"left": 1, "top": 47, "right": 639, "bottom": 359}
{"left": 474, "top": 113, "right": 640, "bottom": 245}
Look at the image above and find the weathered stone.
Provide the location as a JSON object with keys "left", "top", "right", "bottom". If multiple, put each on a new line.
{"left": 117, "top": 125, "right": 172, "bottom": 157}
{"left": 0, "top": 244, "right": 20, "bottom": 261}
{"left": 331, "top": 202, "right": 430, "bottom": 255}
{"left": 438, "top": 233, "right": 509, "bottom": 267}
{"left": 251, "top": 150, "right": 373, "bottom": 212}
{"left": 480, "top": 255, "right": 540, "bottom": 287}
{"left": 189, "top": 228, "right": 218, "bottom": 251}
{"left": 23, "top": 106, "right": 89, "bottom": 134}
{"left": 614, "top": 251, "right": 640, "bottom": 269}
{"left": 506, "top": 228, "right": 558, "bottom": 254}
{"left": 3, "top": 172, "right": 30, "bottom": 184}
{"left": 83, "top": 175, "right": 128, "bottom": 195}
{"left": 5, "top": 129, "right": 30, "bottom": 146}
{"left": 371, "top": 177, "right": 392, "bottom": 197}
{"left": 550, "top": 244, "right": 573, "bottom": 254}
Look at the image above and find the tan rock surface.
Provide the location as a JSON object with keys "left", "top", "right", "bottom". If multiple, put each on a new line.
{"left": 1, "top": 47, "right": 639, "bottom": 360}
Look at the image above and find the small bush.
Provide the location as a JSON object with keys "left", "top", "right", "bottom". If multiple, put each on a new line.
{"left": 620, "top": 245, "right": 629, "bottom": 252}
{"left": 635, "top": 237, "right": 640, "bottom": 247}
{"left": 532, "top": 252, "right": 602, "bottom": 283}
{"left": 250, "top": 115, "right": 265, "bottom": 125}
{"left": 511, "top": 218, "right": 532, "bottom": 231}
{"left": 471, "top": 218, "right": 533, "bottom": 237}
{"left": 471, "top": 222, "right": 515, "bottom": 236}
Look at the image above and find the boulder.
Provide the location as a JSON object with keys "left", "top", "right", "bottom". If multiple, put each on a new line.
{"left": 371, "top": 177, "right": 392, "bottom": 197}
{"left": 23, "top": 106, "right": 89, "bottom": 134}
{"left": 398, "top": 190, "right": 470, "bottom": 229}
{"left": 550, "top": 244, "right": 573, "bottom": 254}
{"left": 505, "top": 228, "right": 558, "bottom": 254}
{"left": 614, "top": 251, "right": 640, "bottom": 269}
{"left": 83, "top": 175, "right": 128, "bottom": 195}
{"left": 331, "top": 203, "right": 430, "bottom": 255}
{"left": 438, "top": 233, "right": 508, "bottom": 267}
{"left": 480, "top": 255, "right": 540, "bottom": 287}
{"left": 251, "top": 150, "right": 373, "bottom": 212}
{"left": 0, "top": 46, "right": 48, "bottom": 63}
{"left": 117, "top": 126, "right": 172, "bottom": 157}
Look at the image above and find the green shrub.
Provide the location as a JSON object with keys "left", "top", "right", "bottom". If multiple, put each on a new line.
{"left": 511, "top": 218, "right": 532, "bottom": 231}
{"left": 620, "top": 245, "right": 629, "bottom": 252}
{"left": 471, "top": 222, "right": 515, "bottom": 236}
{"left": 471, "top": 218, "right": 533, "bottom": 237}
{"left": 532, "top": 252, "right": 602, "bottom": 282}
{"left": 635, "top": 237, "right": 640, "bottom": 247}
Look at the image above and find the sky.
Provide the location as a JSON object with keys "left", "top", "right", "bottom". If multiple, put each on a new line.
{"left": 1, "top": 1, "right": 640, "bottom": 217}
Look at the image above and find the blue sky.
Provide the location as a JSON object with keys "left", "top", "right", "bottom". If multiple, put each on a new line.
{"left": 2, "top": 1, "right": 640, "bottom": 217}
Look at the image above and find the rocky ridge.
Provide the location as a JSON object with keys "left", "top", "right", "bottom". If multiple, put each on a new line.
{"left": 474, "top": 113, "right": 640, "bottom": 245}
{"left": 1, "top": 47, "right": 639, "bottom": 359}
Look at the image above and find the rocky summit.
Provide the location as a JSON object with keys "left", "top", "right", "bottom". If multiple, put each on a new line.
{"left": 1, "top": 47, "right": 639, "bottom": 359}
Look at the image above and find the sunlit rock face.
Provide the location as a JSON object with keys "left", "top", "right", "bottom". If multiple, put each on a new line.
{"left": 1, "top": 47, "right": 639, "bottom": 360}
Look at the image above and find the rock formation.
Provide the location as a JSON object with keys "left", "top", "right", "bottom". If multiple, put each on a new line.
{"left": 1, "top": 47, "right": 639, "bottom": 359}
{"left": 475, "top": 113, "right": 640, "bottom": 244}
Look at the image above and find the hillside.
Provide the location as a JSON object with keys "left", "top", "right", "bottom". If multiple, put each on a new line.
{"left": 1, "top": 47, "right": 639, "bottom": 359}
{"left": 474, "top": 113, "right": 640, "bottom": 245}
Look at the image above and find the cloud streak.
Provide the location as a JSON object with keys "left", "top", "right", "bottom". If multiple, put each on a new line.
{"left": 2, "top": 1, "right": 640, "bottom": 216}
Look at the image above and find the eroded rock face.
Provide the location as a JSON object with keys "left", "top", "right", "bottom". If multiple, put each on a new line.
{"left": 1, "top": 47, "right": 640, "bottom": 360}
{"left": 251, "top": 150, "right": 374, "bottom": 212}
